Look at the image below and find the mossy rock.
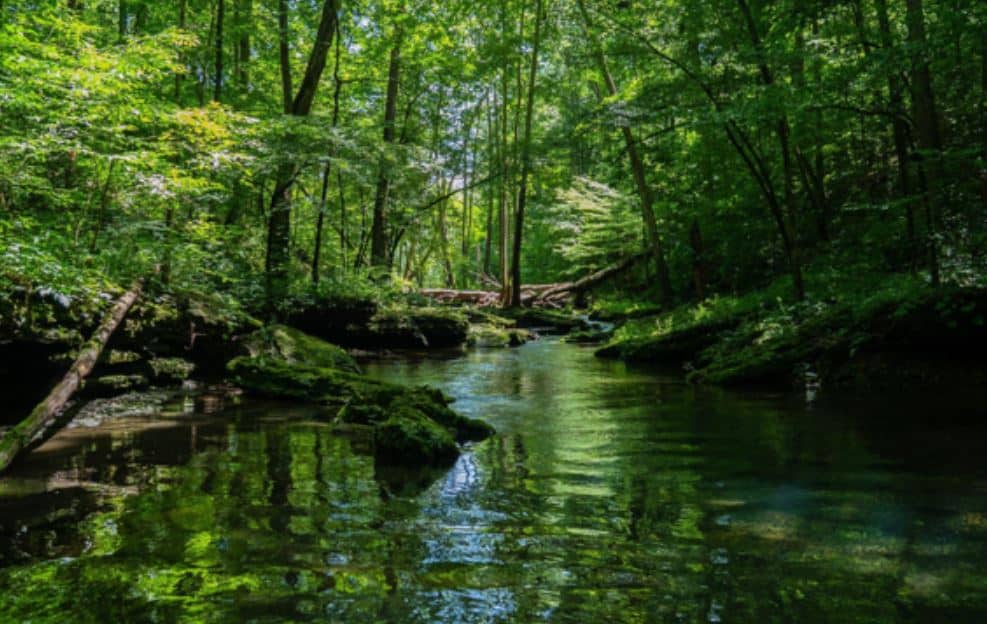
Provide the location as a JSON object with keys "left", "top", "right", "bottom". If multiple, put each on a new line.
{"left": 82, "top": 374, "right": 150, "bottom": 398}
{"left": 564, "top": 328, "right": 614, "bottom": 345}
{"left": 596, "top": 315, "right": 741, "bottom": 363}
{"left": 227, "top": 357, "right": 494, "bottom": 466}
{"left": 149, "top": 358, "right": 196, "bottom": 384}
{"left": 467, "top": 324, "right": 534, "bottom": 348}
{"left": 241, "top": 325, "right": 360, "bottom": 374}
{"left": 369, "top": 306, "right": 470, "bottom": 349}
{"left": 374, "top": 411, "right": 459, "bottom": 467}
{"left": 464, "top": 309, "right": 517, "bottom": 328}
{"left": 495, "top": 307, "right": 590, "bottom": 334}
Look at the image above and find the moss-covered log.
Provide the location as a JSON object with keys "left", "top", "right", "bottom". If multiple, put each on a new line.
{"left": 0, "top": 278, "right": 144, "bottom": 473}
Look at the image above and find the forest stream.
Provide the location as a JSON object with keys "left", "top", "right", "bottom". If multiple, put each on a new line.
{"left": 1, "top": 339, "right": 987, "bottom": 623}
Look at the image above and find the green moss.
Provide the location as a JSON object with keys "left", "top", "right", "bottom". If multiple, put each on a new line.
{"left": 370, "top": 306, "right": 470, "bottom": 348}
{"left": 148, "top": 358, "right": 195, "bottom": 384}
{"left": 374, "top": 411, "right": 459, "bottom": 467}
{"left": 563, "top": 328, "right": 613, "bottom": 344}
{"left": 104, "top": 350, "right": 142, "bottom": 365}
{"left": 464, "top": 309, "right": 516, "bottom": 328}
{"left": 468, "top": 324, "right": 511, "bottom": 347}
{"left": 83, "top": 374, "right": 149, "bottom": 398}
{"left": 242, "top": 325, "right": 360, "bottom": 374}
{"left": 495, "top": 307, "right": 589, "bottom": 333}
{"left": 227, "top": 357, "right": 494, "bottom": 466}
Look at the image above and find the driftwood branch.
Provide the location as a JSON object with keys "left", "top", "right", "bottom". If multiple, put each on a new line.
{"left": 0, "top": 278, "right": 144, "bottom": 473}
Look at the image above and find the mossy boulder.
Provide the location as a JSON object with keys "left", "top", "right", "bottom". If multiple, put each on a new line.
{"left": 366, "top": 306, "right": 470, "bottom": 349}
{"left": 596, "top": 315, "right": 741, "bottom": 363}
{"left": 494, "top": 307, "right": 590, "bottom": 334}
{"left": 374, "top": 412, "right": 459, "bottom": 466}
{"left": 81, "top": 374, "right": 150, "bottom": 398}
{"left": 467, "top": 324, "right": 533, "bottom": 348}
{"left": 227, "top": 356, "right": 494, "bottom": 466}
{"left": 464, "top": 309, "right": 516, "bottom": 328}
{"left": 564, "top": 327, "right": 614, "bottom": 344}
{"left": 148, "top": 358, "right": 196, "bottom": 384}
{"left": 240, "top": 325, "right": 360, "bottom": 374}
{"left": 114, "top": 292, "right": 259, "bottom": 376}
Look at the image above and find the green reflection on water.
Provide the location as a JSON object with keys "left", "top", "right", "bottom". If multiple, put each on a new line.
{"left": 1, "top": 340, "right": 986, "bottom": 623}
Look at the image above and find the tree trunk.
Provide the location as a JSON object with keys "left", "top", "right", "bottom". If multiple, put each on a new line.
{"left": 875, "top": 0, "right": 917, "bottom": 269}
{"left": 510, "top": 0, "right": 544, "bottom": 307}
{"left": 736, "top": 0, "right": 805, "bottom": 300}
{"left": 370, "top": 30, "right": 403, "bottom": 269}
{"left": 576, "top": 0, "right": 672, "bottom": 303}
{"left": 0, "top": 279, "right": 144, "bottom": 473}
{"left": 175, "top": 0, "right": 188, "bottom": 102}
{"left": 906, "top": 0, "right": 943, "bottom": 285}
{"left": 118, "top": 0, "right": 127, "bottom": 39}
{"left": 499, "top": 55, "right": 511, "bottom": 304}
{"left": 312, "top": 26, "right": 344, "bottom": 285}
{"left": 214, "top": 0, "right": 224, "bottom": 102}
{"left": 265, "top": 0, "right": 340, "bottom": 314}
{"left": 237, "top": 0, "right": 251, "bottom": 89}
{"left": 278, "top": 0, "right": 292, "bottom": 114}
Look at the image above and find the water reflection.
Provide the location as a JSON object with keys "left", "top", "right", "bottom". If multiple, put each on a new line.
{"left": 0, "top": 340, "right": 986, "bottom": 622}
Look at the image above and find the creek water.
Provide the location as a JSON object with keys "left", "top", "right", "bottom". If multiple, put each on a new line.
{"left": 1, "top": 339, "right": 986, "bottom": 623}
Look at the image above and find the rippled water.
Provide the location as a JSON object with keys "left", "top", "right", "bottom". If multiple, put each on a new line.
{"left": 2, "top": 339, "right": 987, "bottom": 623}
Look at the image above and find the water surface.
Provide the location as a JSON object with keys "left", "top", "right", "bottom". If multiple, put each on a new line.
{"left": 1, "top": 340, "right": 986, "bottom": 623}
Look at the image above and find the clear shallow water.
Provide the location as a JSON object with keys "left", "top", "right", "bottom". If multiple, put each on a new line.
{"left": 1, "top": 340, "right": 987, "bottom": 623}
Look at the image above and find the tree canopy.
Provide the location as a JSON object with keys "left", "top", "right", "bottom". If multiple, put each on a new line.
{"left": 1, "top": 0, "right": 984, "bottom": 312}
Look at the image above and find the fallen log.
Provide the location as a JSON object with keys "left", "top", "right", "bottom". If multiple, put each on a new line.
{"left": 0, "top": 278, "right": 145, "bottom": 473}
{"left": 421, "top": 252, "right": 648, "bottom": 309}
{"left": 535, "top": 251, "right": 650, "bottom": 302}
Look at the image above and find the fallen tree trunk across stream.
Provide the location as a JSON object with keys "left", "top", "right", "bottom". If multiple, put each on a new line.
{"left": 0, "top": 278, "right": 145, "bottom": 473}
{"left": 423, "top": 251, "right": 650, "bottom": 308}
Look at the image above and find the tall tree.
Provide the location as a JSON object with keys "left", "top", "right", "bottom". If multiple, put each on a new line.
{"left": 213, "top": 0, "right": 225, "bottom": 102}
{"left": 509, "top": 0, "right": 544, "bottom": 307}
{"left": 265, "top": 0, "right": 341, "bottom": 313}
{"left": 370, "top": 15, "right": 404, "bottom": 269}
{"left": 576, "top": 0, "right": 673, "bottom": 303}
{"left": 905, "top": 0, "right": 943, "bottom": 284}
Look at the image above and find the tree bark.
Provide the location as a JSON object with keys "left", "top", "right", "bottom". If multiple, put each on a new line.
{"left": 370, "top": 28, "right": 403, "bottom": 269}
{"left": 214, "top": 0, "right": 224, "bottom": 102}
{"left": 509, "top": 0, "right": 544, "bottom": 307}
{"left": 237, "top": 0, "right": 251, "bottom": 89}
{"left": 118, "top": 0, "right": 127, "bottom": 39}
{"left": 312, "top": 25, "right": 344, "bottom": 285}
{"left": 265, "top": 0, "right": 340, "bottom": 314}
{"left": 875, "top": 0, "right": 917, "bottom": 269}
{"left": 175, "top": 0, "right": 188, "bottom": 103}
{"left": 736, "top": 0, "right": 805, "bottom": 300}
{"left": 905, "top": 0, "right": 943, "bottom": 285}
{"left": 0, "top": 279, "right": 144, "bottom": 473}
{"left": 576, "top": 0, "right": 673, "bottom": 303}
{"left": 278, "top": 0, "right": 292, "bottom": 114}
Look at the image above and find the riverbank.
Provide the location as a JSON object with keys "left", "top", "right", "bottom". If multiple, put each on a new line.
{"left": 595, "top": 276, "right": 987, "bottom": 394}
